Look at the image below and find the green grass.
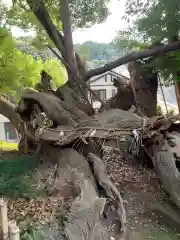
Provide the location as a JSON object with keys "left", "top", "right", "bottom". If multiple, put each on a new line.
{"left": 0, "top": 153, "right": 41, "bottom": 199}
{"left": 0, "top": 141, "right": 18, "bottom": 151}
{"left": 21, "top": 223, "right": 45, "bottom": 240}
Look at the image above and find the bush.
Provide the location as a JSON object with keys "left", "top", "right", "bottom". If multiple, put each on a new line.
{"left": 0, "top": 154, "right": 40, "bottom": 198}
{"left": 157, "top": 105, "right": 163, "bottom": 116}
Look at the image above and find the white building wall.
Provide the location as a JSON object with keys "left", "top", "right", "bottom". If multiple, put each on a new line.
{"left": 0, "top": 114, "right": 9, "bottom": 141}
{"left": 90, "top": 73, "right": 118, "bottom": 109}
{"left": 90, "top": 85, "right": 117, "bottom": 109}
{"left": 0, "top": 114, "right": 10, "bottom": 123}
{"left": 0, "top": 122, "right": 6, "bottom": 141}
{"left": 90, "top": 85, "right": 117, "bottom": 99}
{"left": 0, "top": 114, "right": 18, "bottom": 141}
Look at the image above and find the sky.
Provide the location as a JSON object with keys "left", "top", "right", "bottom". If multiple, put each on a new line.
{"left": 4, "top": 0, "right": 127, "bottom": 44}
{"left": 73, "top": 0, "right": 127, "bottom": 43}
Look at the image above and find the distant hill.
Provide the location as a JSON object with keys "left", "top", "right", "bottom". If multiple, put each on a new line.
{"left": 75, "top": 41, "right": 123, "bottom": 64}
{"left": 16, "top": 39, "right": 122, "bottom": 63}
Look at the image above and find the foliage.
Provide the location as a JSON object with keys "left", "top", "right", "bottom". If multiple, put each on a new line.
{"left": 16, "top": 38, "right": 123, "bottom": 69}
{"left": 157, "top": 105, "right": 163, "bottom": 116}
{"left": 75, "top": 44, "right": 91, "bottom": 62}
{"left": 0, "top": 0, "right": 111, "bottom": 83}
{"left": 167, "top": 108, "right": 175, "bottom": 116}
{"left": 43, "top": 58, "right": 67, "bottom": 88}
{"left": 113, "top": 28, "right": 149, "bottom": 54}
{"left": 0, "top": 27, "right": 66, "bottom": 98}
{"left": 157, "top": 104, "right": 176, "bottom": 116}
{"left": 5, "top": 0, "right": 110, "bottom": 50}
{"left": 122, "top": 0, "right": 180, "bottom": 85}
{"left": 10, "top": 0, "right": 109, "bottom": 29}
{"left": 75, "top": 41, "right": 122, "bottom": 65}
{"left": 21, "top": 224, "right": 45, "bottom": 240}
{"left": 55, "top": 212, "right": 69, "bottom": 227}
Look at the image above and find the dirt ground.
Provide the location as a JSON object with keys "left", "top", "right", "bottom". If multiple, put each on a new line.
{"left": 103, "top": 147, "right": 180, "bottom": 240}
{"left": 1, "top": 148, "right": 180, "bottom": 239}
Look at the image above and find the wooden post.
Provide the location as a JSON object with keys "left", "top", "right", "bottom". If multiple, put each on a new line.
{"left": 0, "top": 198, "right": 8, "bottom": 240}
{"left": 8, "top": 220, "right": 17, "bottom": 234}
{"left": 9, "top": 225, "right": 20, "bottom": 240}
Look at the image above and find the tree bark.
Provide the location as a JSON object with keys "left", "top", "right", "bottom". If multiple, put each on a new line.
{"left": 41, "top": 147, "right": 127, "bottom": 239}
{"left": 60, "top": 0, "right": 79, "bottom": 82}
{"left": 128, "top": 61, "right": 158, "bottom": 117}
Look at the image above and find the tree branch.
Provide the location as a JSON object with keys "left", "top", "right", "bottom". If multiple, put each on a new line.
{"left": 27, "top": 0, "right": 86, "bottom": 78}
{"left": 47, "top": 45, "right": 104, "bottom": 105}
{"left": 60, "top": 0, "right": 78, "bottom": 81}
{"left": 85, "top": 41, "right": 180, "bottom": 80}
{"left": 27, "top": 0, "right": 66, "bottom": 61}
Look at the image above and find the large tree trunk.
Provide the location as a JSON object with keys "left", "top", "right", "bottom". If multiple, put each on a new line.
{"left": 15, "top": 83, "right": 180, "bottom": 234}
{"left": 9, "top": 3, "right": 180, "bottom": 234}
{"left": 16, "top": 91, "right": 130, "bottom": 238}
{"left": 60, "top": 0, "right": 79, "bottom": 82}
{"left": 128, "top": 61, "right": 158, "bottom": 117}
{"left": 42, "top": 147, "right": 127, "bottom": 240}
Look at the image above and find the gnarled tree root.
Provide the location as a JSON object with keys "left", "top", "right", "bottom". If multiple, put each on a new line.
{"left": 88, "top": 153, "right": 128, "bottom": 240}
{"left": 149, "top": 136, "right": 180, "bottom": 209}
{"left": 43, "top": 147, "right": 127, "bottom": 240}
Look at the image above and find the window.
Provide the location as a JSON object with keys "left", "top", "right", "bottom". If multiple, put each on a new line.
{"left": 4, "top": 122, "right": 18, "bottom": 140}
{"left": 91, "top": 89, "right": 106, "bottom": 102}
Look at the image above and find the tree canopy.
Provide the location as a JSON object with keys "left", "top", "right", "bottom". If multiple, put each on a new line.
{"left": 5, "top": 0, "right": 110, "bottom": 50}
{"left": 0, "top": 27, "right": 66, "bottom": 100}
{"left": 112, "top": 0, "right": 180, "bottom": 86}
{"left": 74, "top": 41, "right": 122, "bottom": 68}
